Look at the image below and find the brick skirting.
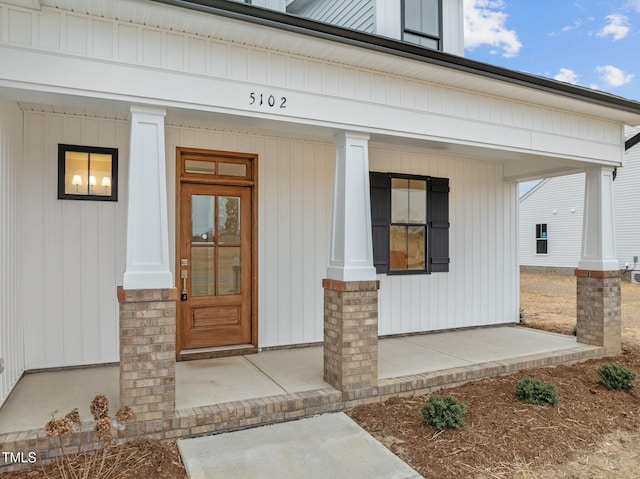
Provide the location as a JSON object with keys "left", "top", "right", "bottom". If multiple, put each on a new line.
{"left": 322, "top": 279, "right": 380, "bottom": 397}
{"left": 0, "top": 343, "right": 608, "bottom": 473}
{"left": 575, "top": 269, "right": 621, "bottom": 353}
{"left": 117, "top": 287, "right": 177, "bottom": 423}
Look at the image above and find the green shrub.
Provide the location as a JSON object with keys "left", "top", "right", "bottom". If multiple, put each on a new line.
{"left": 419, "top": 395, "right": 467, "bottom": 430}
{"left": 597, "top": 364, "right": 637, "bottom": 391}
{"left": 515, "top": 377, "right": 558, "bottom": 406}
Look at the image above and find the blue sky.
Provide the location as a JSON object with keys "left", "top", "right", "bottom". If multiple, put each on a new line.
{"left": 463, "top": 0, "right": 640, "bottom": 101}
{"left": 461, "top": 1, "right": 640, "bottom": 195}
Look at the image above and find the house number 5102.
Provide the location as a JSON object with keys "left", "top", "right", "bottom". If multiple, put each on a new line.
{"left": 249, "top": 92, "right": 287, "bottom": 109}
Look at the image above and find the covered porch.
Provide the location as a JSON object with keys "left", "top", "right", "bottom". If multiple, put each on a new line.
{"left": 0, "top": 326, "right": 603, "bottom": 437}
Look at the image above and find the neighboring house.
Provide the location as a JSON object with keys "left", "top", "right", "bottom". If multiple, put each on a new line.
{"left": 520, "top": 126, "right": 640, "bottom": 272}
{"left": 1, "top": 0, "right": 639, "bottom": 426}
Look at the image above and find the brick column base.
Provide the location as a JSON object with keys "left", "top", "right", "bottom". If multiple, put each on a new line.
{"left": 322, "top": 279, "right": 379, "bottom": 396}
{"left": 575, "top": 270, "right": 621, "bottom": 352}
{"left": 117, "top": 287, "right": 177, "bottom": 422}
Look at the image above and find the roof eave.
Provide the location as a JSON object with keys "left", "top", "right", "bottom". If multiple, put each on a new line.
{"left": 151, "top": 0, "right": 640, "bottom": 117}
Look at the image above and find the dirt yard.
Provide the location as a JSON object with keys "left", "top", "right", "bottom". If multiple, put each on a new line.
{"left": 348, "top": 271, "right": 640, "bottom": 478}
{"left": 4, "top": 271, "right": 640, "bottom": 478}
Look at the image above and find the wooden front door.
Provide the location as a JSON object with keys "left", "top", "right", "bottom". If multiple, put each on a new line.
{"left": 177, "top": 148, "right": 257, "bottom": 356}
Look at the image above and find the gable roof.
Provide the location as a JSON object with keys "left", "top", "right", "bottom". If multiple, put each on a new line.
{"left": 152, "top": 0, "right": 640, "bottom": 120}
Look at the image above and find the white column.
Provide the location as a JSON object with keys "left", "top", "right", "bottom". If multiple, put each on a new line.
{"left": 326, "top": 132, "right": 377, "bottom": 282}
{"left": 578, "top": 166, "right": 618, "bottom": 271}
{"left": 122, "top": 105, "right": 172, "bottom": 289}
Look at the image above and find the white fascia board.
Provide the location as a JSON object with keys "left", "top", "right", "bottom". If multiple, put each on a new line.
{"left": 2, "top": 0, "right": 41, "bottom": 9}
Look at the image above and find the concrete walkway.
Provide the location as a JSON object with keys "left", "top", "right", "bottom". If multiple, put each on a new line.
{"left": 178, "top": 413, "right": 423, "bottom": 479}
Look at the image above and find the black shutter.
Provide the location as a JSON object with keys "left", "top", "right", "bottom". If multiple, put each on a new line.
{"left": 369, "top": 172, "right": 390, "bottom": 274}
{"left": 428, "top": 177, "right": 450, "bottom": 272}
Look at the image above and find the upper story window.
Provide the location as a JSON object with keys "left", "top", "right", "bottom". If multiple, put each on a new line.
{"left": 402, "top": 0, "right": 442, "bottom": 50}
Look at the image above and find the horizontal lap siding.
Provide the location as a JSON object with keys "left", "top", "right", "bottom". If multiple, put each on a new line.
{"left": 370, "top": 149, "right": 519, "bottom": 334}
{"left": 519, "top": 175, "right": 585, "bottom": 269}
{"left": 520, "top": 126, "right": 640, "bottom": 270}
{"left": 295, "top": 0, "right": 375, "bottom": 33}
{"left": 165, "top": 126, "right": 333, "bottom": 348}
{"left": 0, "top": 100, "right": 24, "bottom": 407}
{"left": 614, "top": 127, "right": 640, "bottom": 268}
{"left": 22, "top": 111, "right": 128, "bottom": 370}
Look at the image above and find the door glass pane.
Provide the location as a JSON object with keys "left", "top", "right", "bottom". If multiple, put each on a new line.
{"left": 218, "top": 162, "right": 247, "bottom": 177}
{"left": 391, "top": 178, "right": 409, "bottom": 223}
{"left": 218, "top": 196, "right": 241, "bottom": 244}
{"left": 408, "top": 180, "right": 427, "bottom": 223}
{"left": 407, "top": 226, "right": 425, "bottom": 269}
{"left": 192, "top": 195, "right": 215, "bottom": 243}
{"left": 390, "top": 225, "right": 408, "bottom": 270}
{"left": 191, "top": 247, "right": 215, "bottom": 296}
{"left": 185, "top": 159, "right": 216, "bottom": 175}
{"left": 218, "top": 247, "right": 241, "bottom": 295}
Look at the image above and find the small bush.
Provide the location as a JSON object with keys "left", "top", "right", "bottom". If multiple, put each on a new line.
{"left": 597, "top": 364, "right": 637, "bottom": 391}
{"left": 515, "top": 377, "right": 558, "bottom": 406}
{"left": 419, "top": 395, "right": 467, "bottom": 430}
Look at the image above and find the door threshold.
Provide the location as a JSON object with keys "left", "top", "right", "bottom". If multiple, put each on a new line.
{"left": 178, "top": 344, "right": 258, "bottom": 361}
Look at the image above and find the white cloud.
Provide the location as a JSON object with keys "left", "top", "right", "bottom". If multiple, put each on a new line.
{"left": 548, "top": 18, "right": 584, "bottom": 36}
{"left": 597, "top": 14, "right": 630, "bottom": 40}
{"left": 463, "top": 0, "right": 522, "bottom": 57}
{"left": 596, "top": 65, "right": 634, "bottom": 87}
{"left": 626, "top": 0, "right": 640, "bottom": 13}
{"left": 554, "top": 68, "right": 580, "bottom": 85}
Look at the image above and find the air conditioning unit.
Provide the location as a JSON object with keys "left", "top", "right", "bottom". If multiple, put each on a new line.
{"left": 632, "top": 271, "right": 640, "bottom": 285}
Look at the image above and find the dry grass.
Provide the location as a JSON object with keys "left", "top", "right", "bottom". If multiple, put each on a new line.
{"left": 520, "top": 271, "right": 640, "bottom": 346}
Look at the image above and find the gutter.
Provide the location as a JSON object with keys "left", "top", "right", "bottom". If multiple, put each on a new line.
{"left": 151, "top": 0, "right": 640, "bottom": 115}
{"left": 626, "top": 133, "right": 640, "bottom": 151}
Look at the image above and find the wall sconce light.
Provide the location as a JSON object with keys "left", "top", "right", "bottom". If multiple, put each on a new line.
{"left": 58, "top": 144, "right": 118, "bottom": 201}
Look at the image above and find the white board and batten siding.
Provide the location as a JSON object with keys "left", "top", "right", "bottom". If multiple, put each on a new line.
{"left": 165, "top": 126, "right": 334, "bottom": 349}
{"left": 21, "top": 110, "right": 129, "bottom": 370}
{"left": 0, "top": 99, "right": 24, "bottom": 407}
{"left": 370, "top": 149, "right": 519, "bottom": 335}
{"left": 20, "top": 115, "right": 521, "bottom": 367}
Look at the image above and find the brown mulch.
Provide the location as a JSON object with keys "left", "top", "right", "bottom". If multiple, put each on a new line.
{"left": 1, "top": 438, "right": 186, "bottom": 479}
{"left": 348, "top": 347, "right": 640, "bottom": 479}
{"left": 347, "top": 272, "right": 640, "bottom": 478}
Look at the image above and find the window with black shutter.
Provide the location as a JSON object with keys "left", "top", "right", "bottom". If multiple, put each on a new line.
{"left": 370, "top": 172, "right": 450, "bottom": 274}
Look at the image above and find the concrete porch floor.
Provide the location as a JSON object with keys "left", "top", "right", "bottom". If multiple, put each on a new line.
{"left": 0, "top": 326, "right": 602, "bottom": 435}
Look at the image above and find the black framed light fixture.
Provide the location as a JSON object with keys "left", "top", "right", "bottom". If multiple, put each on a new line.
{"left": 58, "top": 144, "right": 118, "bottom": 201}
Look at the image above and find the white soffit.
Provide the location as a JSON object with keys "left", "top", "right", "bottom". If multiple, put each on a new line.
{"left": 37, "top": 0, "right": 640, "bottom": 124}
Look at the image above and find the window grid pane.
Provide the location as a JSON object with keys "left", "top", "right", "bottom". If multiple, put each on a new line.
{"left": 390, "top": 177, "right": 428, "bottom": 271}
